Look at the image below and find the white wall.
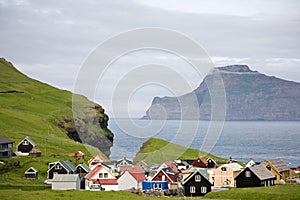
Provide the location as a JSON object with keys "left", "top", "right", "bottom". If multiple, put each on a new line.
{"left": 52, "top": 181, "right": 80, "bottom": 190}
{"left": 102, "top": 184, "right": 118, "bottom": 191}
{"left": 117, "top": 171, "right": 138, "bottom": 190}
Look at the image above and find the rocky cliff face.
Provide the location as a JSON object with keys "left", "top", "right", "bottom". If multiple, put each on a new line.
{"left": 54, "top": 104, "right": 113, "bottom": 157}
{"left": 142, "top": 65, "right": 300, "bottom": 120}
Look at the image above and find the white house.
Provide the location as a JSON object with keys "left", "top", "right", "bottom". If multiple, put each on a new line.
{"left": 51, "top": 174, "right": 80, "bottom": 190}
{"left": 117, "top": 170, "right": 145, "bottom": 190}
{"left": 85, "top": 164, "right": 118, "bottom": 191}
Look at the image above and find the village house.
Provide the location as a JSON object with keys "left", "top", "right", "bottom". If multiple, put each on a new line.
{"left": 157, "top": 161, "right": 178, "bottom": 172}
{"left": 116, "top": 157, "right": 133, "bottom": 167}
{"left": 207, "top": 158, "right": 217, "bottom": 168}
{"left": 264, "top": 158, "right": 290, "bottom": 184}
{"left": 75, "top": 163, "right": 91, "bottom": 189}
{"left": 24, "top": 167, "right": 38, "bottom": 179}
{"left": 213, "top": 162, "right": 243, "bottom": 187}
{"left": 47, "top": 160, "right": 76, "bottom": 181}
{"left": 75, "top": 163, "right": 90, "bottom": 177}
{"left": 0, "top": 135, "right": 14, "bottom": 158}
{"left": 246, "top": 159, "right": 257, "bottom": 168}
{"left": 51, "top": 174, "right": 80, "bottom": 190}
{"left": 151, "top": 167, "right": 179, "bottom": 189}
{"left": 88, "top": 154, "right": 106, "bottom": 168}
{"left": 181, "top": 169, "right": 212, "bottom": 196}
{"left": 174, "top": 160, "right": 189, "bottom": 171}
{"left": 117, "top": 170, "right": 146, "bottom": 190}
{"left": 85, "top": 163, "right": 118, "bottom": 191}
{"left": 235, "top": 164, "right": 275, "bottom": 188}
{"left": 192, "top": 157, "right": 208, "bottom": 168}
{"left": 17, "top": 136, "right": 37, "bottom": 153}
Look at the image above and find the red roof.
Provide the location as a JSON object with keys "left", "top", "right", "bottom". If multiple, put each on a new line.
{"left": 131, "top": 172, "right": 146, "bottom": 182}
{"left": 85, "top": 165, "right": 103, "bottom": 179}
{"left": 92, "top": 179, "right": 118, "bottom": 185}
{"left": 192, "top": 157, "right": 207, "bottom": 168}
{"left": 120, "top": 170, "right": 145, "bottom": 182}
{"left": 164, "top": 161, "right": 179, "bottom": 172}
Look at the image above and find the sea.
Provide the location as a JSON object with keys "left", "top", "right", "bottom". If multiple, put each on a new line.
{"left": 109, "top": 119, "right": 300, "bottom": 167}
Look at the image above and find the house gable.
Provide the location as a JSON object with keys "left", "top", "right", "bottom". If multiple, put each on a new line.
{"left": 192, "top": 157, "right": 207, "bottom": 168}
{"left": 85, "top": 164, "right": 115, "bottom": 180}
{"left": 235, "top": 165, "right": 275, "bottom": 188}
{"left": 25, "top": 167, "right": 38, "bottom": 174}
{"left": 182, "top": 170, "right": 212, "bottom": 196}
{"left": 17, "top": 136, "right": 36, "bottom": 153}
{"left": 47, "top": 160, "right": 75, "bottom": 180}
{"left": 151, "top": 169, "right": 176, "bottom": 183}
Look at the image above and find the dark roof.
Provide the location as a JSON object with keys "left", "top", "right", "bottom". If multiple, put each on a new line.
{"left": 268, "top": 159, "right": 290, "bottom": 173}
{"left": 248, "top": 164, "right": 275, "bottom": 180}
{"left": 76, "top": 163, "right": 91, "bottom": 173}
{"left": 17, "top": 136, "right": 36, "bottom": 147}
{"left": 182, "top": 170, "right": 212, "bottom": 185}
{"left": 61, "top": 160, "right": 76, "bottom": 172}
{"left": 25, "top": 167, "right": 38, "bottom": 174}
{"left": 0, "top": 135, "right": 14, "bottom": 144}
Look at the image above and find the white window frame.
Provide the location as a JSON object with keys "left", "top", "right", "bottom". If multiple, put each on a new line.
{"left": 201, "top": 186, "right": 207, "bottom": 193}
{"left": 245, "top": 171, "right": 251, "bottom": 178}
{"left": 23, "top": 140, "right": 29, "bottom": 145}
{"left": 153, "top": 183, "right": 162, "bottom": 190}
{"left": 55, "top": 165, "right": 61, "bottom": 170}
{"left": 104, "top": 173, "right": 108, "bottom": 178}
{"left": 195, "top": 175, "right": 201, "bottom": 182}
{"left": 190, "top": 186, "right": 196, "bottom": 193}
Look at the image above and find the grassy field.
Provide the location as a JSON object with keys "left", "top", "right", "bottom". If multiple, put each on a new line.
{"left": 205, "top": 185, "right": 300, "bottom": 200}
{"left": 0, "top": 58, "right": 109, "bottom": 184}
{"left": 134, "top": 138, "right": 227, "bottom": 166}
{"left": 0, "top": 185, "right": 299, "bottom": 200}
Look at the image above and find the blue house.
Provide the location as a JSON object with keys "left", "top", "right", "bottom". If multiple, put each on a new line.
{"left": 142, "top": 181, "right": 168, "bottom": 190}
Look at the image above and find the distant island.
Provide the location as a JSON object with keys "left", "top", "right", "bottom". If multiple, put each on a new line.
{"left": 142, "top": 65, "right": 300, "bottom": 121}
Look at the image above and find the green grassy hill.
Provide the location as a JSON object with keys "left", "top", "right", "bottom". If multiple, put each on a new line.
{"left": 133, "top": 138, "right": 227, "bottom": 166}
{"left": 0, "top": 58, "right": 111, "bottom": 184}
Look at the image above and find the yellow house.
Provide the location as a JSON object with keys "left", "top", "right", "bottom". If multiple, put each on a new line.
{"left": 264, "top": 158, "right": 290, "bottom": 184}
{"left": 212, "top": 163, "right": 243, "bottom": 187}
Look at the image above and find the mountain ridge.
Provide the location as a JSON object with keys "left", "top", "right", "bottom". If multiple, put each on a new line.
{"left": 142, "top": 65, "right": 300, "bottom": 121}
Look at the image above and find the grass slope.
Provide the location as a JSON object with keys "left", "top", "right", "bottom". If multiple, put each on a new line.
{"left": 205, "top": 185, "right": 300, "bottom": 200}
{"left": 133, "top": 138, "right": 227, "bottom": 166}
{"left": 0, "top": 58, "right": 108, "bottom": 184}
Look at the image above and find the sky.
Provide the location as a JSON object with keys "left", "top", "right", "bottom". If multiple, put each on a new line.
{"left": 1, "top": 0, "right": 300, "bottom": 118}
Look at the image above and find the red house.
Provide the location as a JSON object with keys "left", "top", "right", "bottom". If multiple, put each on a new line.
{"left": 192, "top": 157, "right": 207, "bottom": 168}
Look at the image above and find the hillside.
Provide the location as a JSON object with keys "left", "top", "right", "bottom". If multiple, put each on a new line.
{"left": 133, "top": 138, "right": 227, "bottom": 166}
{"left": 142, "top": 65, "right": 300, "bottom": 120}
{"left": 0, "top": 57, "right": 113, "bottom": 158}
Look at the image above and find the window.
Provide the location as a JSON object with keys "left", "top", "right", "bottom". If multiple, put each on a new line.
{"left": 99, "top": 173, "right": 103, "bottom": 178}
{"left": 153, "top": 183, "right": 162, "bottom": 190}
{"left": 195, "top": 175, "right": 201, "bottom": 182}
{"left": 162, "top": 175, "right": 165, "bottom": 181}
{"left": 23, "top": 140, "right": 29, "bottom": 145}
{"left": 201, "top": 186, "right": 207, "bottom": 193}
{"left": 104, "top": 173, "right": 108, "bottom": 178}
{"left": 245, "top": 171, "right": 251, "bottom": 178}
{"left": 55, "top": 165, "right": 61, "bottom": 170}
{"left": 190, "top": 186, "right": 196, "bottom": 193}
